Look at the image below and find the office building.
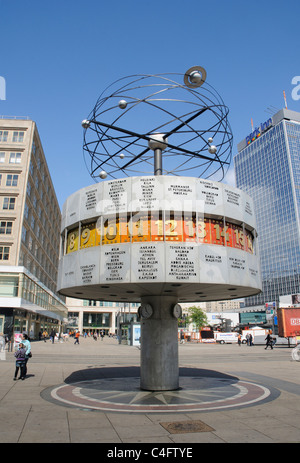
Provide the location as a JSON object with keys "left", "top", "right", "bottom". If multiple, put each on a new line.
{"left": 0, "top": 117, "right": 67, "bottom": 339}
{"left": 66, "top": 297, "right": 139, "bottom": 337}
{"left": 234, "top": 109, "right": 300, "bottom": 307}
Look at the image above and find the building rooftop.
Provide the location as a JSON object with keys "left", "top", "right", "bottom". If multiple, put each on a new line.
{"left": 236, "top": 108, "right": 300, "bottom": 153}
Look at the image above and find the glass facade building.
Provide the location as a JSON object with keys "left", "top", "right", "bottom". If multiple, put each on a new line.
{"left": 234, "top": 109, "right": 300, "bottom": 306}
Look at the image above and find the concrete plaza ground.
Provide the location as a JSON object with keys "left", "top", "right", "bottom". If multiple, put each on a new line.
{"left": 0, "top": 335, "right": 299, "bottom": 444}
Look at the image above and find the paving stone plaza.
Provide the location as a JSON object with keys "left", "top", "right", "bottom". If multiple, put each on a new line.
{"left": 0, "top": 336, "right": 299, "bottom": 444}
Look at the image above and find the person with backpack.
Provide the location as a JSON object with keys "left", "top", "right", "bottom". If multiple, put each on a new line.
{"left": 14, "top": 342, "right": 26, "bottom": 380}
{"left": 265, "top": 333, "right": 273, "bottom": 350}
{"left": 21, "top": 333, "right": 31, "bottom": 377}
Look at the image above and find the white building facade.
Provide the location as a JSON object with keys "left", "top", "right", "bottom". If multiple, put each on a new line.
{"left": 0, "top": 117, "right": 67, "bottom": 339}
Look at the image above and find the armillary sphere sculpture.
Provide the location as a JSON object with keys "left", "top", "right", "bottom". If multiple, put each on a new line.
{"left": 82, "top": 66, "right": 233, "bottom": 180}
{"left": 57, "top": 66, "right": 261, "bottom": 392}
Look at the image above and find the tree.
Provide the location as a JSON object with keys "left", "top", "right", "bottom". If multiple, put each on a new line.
{"left": 177, "top": 317, "right": 186, "bottom": 328}
{"left": 187, "top": 306, "right": 208, "bottom": 331}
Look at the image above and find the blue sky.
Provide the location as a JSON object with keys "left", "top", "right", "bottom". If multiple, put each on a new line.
{"left": 1, "top": 0, "right": 299, "bottom": 207}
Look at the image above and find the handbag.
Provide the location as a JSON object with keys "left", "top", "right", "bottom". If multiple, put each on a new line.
{"left": 27, "top": 352, "right": 32, "bottom": 358}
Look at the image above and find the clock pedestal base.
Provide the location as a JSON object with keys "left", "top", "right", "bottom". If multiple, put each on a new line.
{"left": 140, "top": 295, "right": 179, "bottom": 391}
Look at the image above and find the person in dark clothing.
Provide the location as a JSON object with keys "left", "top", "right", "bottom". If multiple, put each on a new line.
{"left": 50, "top": 329, "right": 56, "bottom": 344}
{"left": 14, "top": 342, "right": 26, "bottom": 380}
{"left": 265, "top": 333, "right": 273, "bottom": 350}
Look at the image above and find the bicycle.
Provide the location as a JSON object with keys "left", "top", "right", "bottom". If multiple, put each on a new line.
{"left": 291, "top": 344, "right": 300, "bottom": 361}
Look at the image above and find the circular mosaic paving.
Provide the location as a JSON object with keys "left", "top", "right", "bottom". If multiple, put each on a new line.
{"left": 41, "top": 375, "right": 279, "bottom": 413}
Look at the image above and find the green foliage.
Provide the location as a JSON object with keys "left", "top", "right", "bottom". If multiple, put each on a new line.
{"left": 186, "top": 306, "right": 208, "bottom": 330}
{"left": 177, "top": 318, "right": 186, "bottom": 328}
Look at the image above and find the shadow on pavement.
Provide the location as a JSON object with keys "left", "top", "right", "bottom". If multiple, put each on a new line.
{"left": 64, "top": 366, "right": 239, "bottom": 386}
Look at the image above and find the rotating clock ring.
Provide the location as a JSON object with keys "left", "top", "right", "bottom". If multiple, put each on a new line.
{"left": 82, "top": 65, "right": 233, "bottom": 181}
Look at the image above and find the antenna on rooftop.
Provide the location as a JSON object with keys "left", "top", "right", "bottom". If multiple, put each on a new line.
{"left": 283, "top": 90, "right": 288, "bottom": 109}
{"left": 265, "top": 106, "right": 278, "bottom": 116}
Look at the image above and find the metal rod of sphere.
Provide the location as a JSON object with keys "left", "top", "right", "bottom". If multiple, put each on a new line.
{"left": 154, "top": 148, "right": 162, "bottom": 176}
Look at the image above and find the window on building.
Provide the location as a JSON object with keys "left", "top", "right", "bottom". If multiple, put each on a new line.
{"left": 9, "top": 152, "right": 21, "bottom": 164}
{"left": 31, "top": 141, "right": 36, "bottom": 155}
{"left": 83, "top": 312, "right": 110, "bottom": 328}
{"left": 24, "top": 203, "right": 29, "bottom": 219}
{"left": 68, "top": 312, "right": 79, "bottom": 328}
{"left": 99, "top": 301, "right": 114, "bottom": 307}
{"left": 0, "top": 246, "right": 10, "bottom": 260}
{"left": 0, "top": 131, "right": 8, "bottom": 142}
{"left": 28, "top": 235, "right": 33, "bottom": 251}
{"left": 21, "top": 226, "right": 27, "bottom": 243}
{"left": 12, "top": 131, "right": 24, "bottom": 143}
{"left": 0, "top": 221, "right": 13, "bottom": 234}
{"left": 0, "top": 152, "right": 5, "bottom": 163}
{"left": 30, "top": 216, "right": 35, "bottom": 231}
{"left": 0, "top": 274, "right": 18, "bottom": 296}
{"left": 3, "top": 197, "right": 16, "bottom": 210}
{"left": 29, "top": 162, "right": 34, "bottom": 177}
{"left": 26, "top": 181, "right": 32, "bottom": 197}
{"left": 6, "top": 174, "right": 19, "bottom": 187}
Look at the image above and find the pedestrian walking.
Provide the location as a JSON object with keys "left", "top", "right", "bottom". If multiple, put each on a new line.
{"left": 14, "top": 342, "right": 26, "bottom": 380}
{"left": 50, "top": 329, "right": 56, "bottom": 344}
{"left": 180, "top": 330, "right": 185, "bottom": 344}
{"left": 265, "top": 333, "right": 273, "bottom": 350}
{"left": 100, "top": 330, "right": 105, "bottom": 341}
{"left": 238, "top": 334, "right": 242, "bottom": 346}
{"left": 74, "top": 331, "right": 80, "bottom": 345}
{"left": 21, "top": 334, "right": 31, "bottom": 377}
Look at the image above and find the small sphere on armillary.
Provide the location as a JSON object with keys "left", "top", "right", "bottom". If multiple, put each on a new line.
{"left": 208, "top": 137, "right": 214, "bottom": 143}
{"left": 82, "top": 119, "right": 90, "bottom": 129}
{"left": 99, "top": 170, "right": 107, "bottom": 179}
{"left": 118, "top": 100, "right": 127, "bottom": 109}
{"left": 208, "top": 145, "right": 217, "bottom": 154}
{"left": 189, "top": 71, "right": 202, "bottom": 85}
{"left": 120, "top": 153, "right": 125, "bottom": 159}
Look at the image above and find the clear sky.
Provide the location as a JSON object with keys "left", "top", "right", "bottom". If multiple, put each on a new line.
{"left": 1, "top": 0, "right": 299, "bottom": 207}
